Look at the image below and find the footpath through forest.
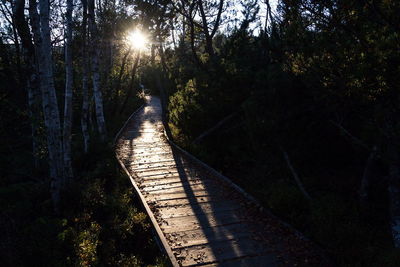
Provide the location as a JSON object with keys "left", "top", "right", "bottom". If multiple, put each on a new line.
{"left": 115, "top": 96, "right": 331, "bottom": 267}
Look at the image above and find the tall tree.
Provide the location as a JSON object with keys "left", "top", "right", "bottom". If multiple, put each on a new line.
{"left": 29, "top": 0, "right": 64, "bottom": 210}
{"left": 88, "top": 0, "right": 107, "bottom": 140}
{"left": 171, "top": 0, "right": 225, "bottom": 64}
{"left": 63, "top": 0, "right": 74, "bottom": 179}
{"left": 13, "top": 0, "right": 41, "bottom": 167}
{"left": 197, "top": 0, "right": 224, "bottom": 57}
{"left": 81, "top": 0, "right": 90, "bottom": 152}
{"left": 119, "top": 51, "right": 141, "bottom": 115}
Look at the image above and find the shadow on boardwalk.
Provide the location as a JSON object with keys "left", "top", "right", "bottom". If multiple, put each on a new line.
{"left": 116, "top": 96, "right": 331, "bottom": 267}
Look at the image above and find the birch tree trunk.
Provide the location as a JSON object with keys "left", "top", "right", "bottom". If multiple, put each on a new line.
{"left": 81, "top": 0, "right": 90, "bottom": 153}
{"left": 63, "top": 0, "right": 73, "bottom": 180}
{"left": 30, "top": 0, "right": 64, "bottom": 211}
{"left": 181, "top": 14, "right": 186, "bottom": 44}
{"left": 88, "top": 0, "right": 106, "bottom": 140}
{"left": 13, "top": 0, "right": 41, "bottom": 168}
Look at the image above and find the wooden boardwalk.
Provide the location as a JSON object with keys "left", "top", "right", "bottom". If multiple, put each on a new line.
{"left": 116, "top": 97, "right": 329, "bottom": 267}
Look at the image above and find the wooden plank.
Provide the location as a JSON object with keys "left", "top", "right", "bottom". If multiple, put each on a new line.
{"left": 130, "top": 159, "right": 177, "bottom": 166}
{"left": 131, "top": 144, "right": 171, "bottom": 148}
{"left": 134, "top": 169, "right": 196, "bottom": 179}
{"left": 114, "top": 103, "right": 180, "bottom": 267}
{"left": 128, "top": 130, "right": 159, "bottom": 133}
{"left": 201, "top": 254, "right": 278, "bottom": 267}
{"left": 143, "top": 180, "right": 217, "bottom": 194}
{"left": 132, "top": 151, "right": 173, "bottom": 157}
{"left": 152, "top": 196, "right": 226, "bottom": 208}
{"left": 165, "top": 222, "right": 262, "bottom": 249}
{"left": 145, "top": 187, "right": 222, "bottom": 198}
{"left": 140, "top": 178, "right": 213, "bottom": 191}
{"left": 113, "top": 103, "right": 145, "bottom": 145}
{"left": 130, "top": 147, "right": 172, "bottom": 152}
{"left": 115, "top": 97, "right": 318, "bottom": 267}
{"left": 156, "top": 200, "right": 241, "bottom": 219}
{"left": 130, "top": 167, "right": 184, "bottom": 175}
{"left": 135, "top": 171, "right": 182, "bottom": 179}
{"left": 159, "top": 210, "right": 247, "bottom": 233}
{"left": 173, "top": 237, "right": 274, "bottom": 266}
{"left": 145, "top": 191, "right": 215, "bottom": 202}
{"left": 139, "top": 175, "right": 204, "bottom": 187}
{"left": 130, "top": 163, "right": 190, "bottom": 171}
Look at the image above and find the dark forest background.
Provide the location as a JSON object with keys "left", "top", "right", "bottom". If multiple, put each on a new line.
{"left": 1, "top": 0, "right": 400, "bottom": 266}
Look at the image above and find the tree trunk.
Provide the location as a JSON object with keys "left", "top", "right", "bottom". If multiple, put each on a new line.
{"left": 170, "top": 18, "right": 176, "bottom": 49}
{"left": 88, "top": 0, "right": 106, "bottom": 140}
{"left": 264, "top": 0, "right": 274, "bottom": 33}
{"left": 111, "top": 47, "right": 130, "bottom": 116}
{"left": 151, "top": 44, "right": 156, "bottom": 65}
{"left": 119, "top": 51, "right": 140, "bottom": 115}
{"left": 198, "top": 0, "right": 224, "bottom": 58}
{"left": 102, "top": 40, "right": 113, "bottom": 101}
{"left": 81, "top": 0, "right": 90, "bottom": 153}
{"left": 158, "top": 43, "right": 169, "bottom": 73}
{"left": 89, "top": 95, "right": 95, "bottom": 131}
{"left": 187, "top": 3, "right": 202, "bottom": 67}
{"left": 63, "top": 0, "right": 73, "bottom": 180}
{"left": 13, "top": 0, "right": 41, "bottom": 168}
{"left": 2, "top": 0, "right": 24, "bottom": 85}
{"left": 30, "top": 0, "right": 64, "bottom": 211}
{"left": 181, "top": 15, "right": 186, "bottom": 44}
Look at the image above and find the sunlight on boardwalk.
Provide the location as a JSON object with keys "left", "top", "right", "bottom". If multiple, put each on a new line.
{"left": 116, "top": 97, "right": 323, "bottom": 267}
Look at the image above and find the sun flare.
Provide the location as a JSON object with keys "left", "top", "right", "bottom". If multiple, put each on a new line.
{"left": 127, "top": 30, "right": 147, "bottom": 49}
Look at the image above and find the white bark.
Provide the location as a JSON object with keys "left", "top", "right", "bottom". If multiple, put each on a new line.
{"left": 88, "top": 0, "right": 106, "bottom": 140}
{"left": 13, "top": 0, "right": 41, "bottom": 168}
{"left": 30, "top": 0, "right": 64, "bottom": 210}
{"left": 63, "top": 0, "right": 73, "bottom": 180}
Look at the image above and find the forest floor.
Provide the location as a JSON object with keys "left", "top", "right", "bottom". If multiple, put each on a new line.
{"left": 116, "top": 96, "right": 331, "bottom": 267}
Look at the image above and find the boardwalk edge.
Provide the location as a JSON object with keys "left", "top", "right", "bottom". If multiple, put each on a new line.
{"left": 161, "top": 114, "right": 334, "bottom": 266}
{"left": 114, "top": 101, "right": 180, "bottom": 267}
{"left": 114, "top": 97, "right": 333, "bottom": 266}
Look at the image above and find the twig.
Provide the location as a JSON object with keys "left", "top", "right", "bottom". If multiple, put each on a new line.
{"left": 330, "top": 120, "right": 370, "bottom": 150}
{"left": 193, "top": 112, "right": 237, "bottom": 144}
{"left": 281, "top": 147, "right": 312, "bottom": 200}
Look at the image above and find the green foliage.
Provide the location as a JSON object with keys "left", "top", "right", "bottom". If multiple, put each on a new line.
{"left": 168, "top": 79, "right": 202, "bottom": 143}
{"left": 1, "top": 0, "right": 399, "bottom": 265}
{"left": 62, "top": 139, "right": 167, "bottom": 267}
{"left": 0, "top": 142, "right": 168, "bottom": 267}
{"left": 161, "top": 1, "right": 400, "bottom": 265}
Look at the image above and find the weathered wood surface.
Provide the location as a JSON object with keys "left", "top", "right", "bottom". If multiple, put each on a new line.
{"left": 116, "top": 97, "right": 330, "bottom": 267}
